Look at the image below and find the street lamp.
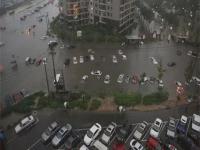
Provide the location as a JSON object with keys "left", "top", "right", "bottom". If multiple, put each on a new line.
{"left": 42, "top": 57, "right": 50, "bottom": 95}
{"left": 49, "top": 47, "right": 57, "bottom": 92}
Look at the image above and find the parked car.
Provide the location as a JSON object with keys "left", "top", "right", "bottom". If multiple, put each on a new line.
{"left": 130, "top": 138, "right": 144, "bottom": 150}
{"left": 117, "top": 74, "right": 124, "bottom": 83}
{"left": 41, "top": 122, "right": 60, "bottom": 143}
{"left": 116, "top": 124, "right": 131, "bottom": 142}
{"left": 91, "top": 70, "right": 102, "bottom": 76}
{"left": 91, "top": 140, "right": 108, "bottom": 150}
{"left": 112, "top": 141, "right": 126, "bottom": 150}
{"left": 82, "top": 75, "right": 89, "bottom": 81}
{"left": 146, "top": 137, "right": 164, "bottom": 150}
{"left": 104, "top": 75, "right": 111, "bottom": 84}
{"left": 150, "top": 118, "right": 163, "bottom": 139}
{"left": 166, "top": 117, "right": 176, "bottom": 138}
{"left": 167, "top": 62, "right": 176, "bottom": 67}
{"left": 80, "top": 56, "right": 84, "bottom": 63}
{"left": 177, "top": 115, "right": 188, "bottom": 134}
{"left": 158, "top": 80, "right": 164, "bottom": 88}
{"left": 25, "top": 57, "right": 31, "bottom": 64}
{"left": 51, "top": 124, "right": 72, "bottom": 147}
{"left": 133, "top": 121, "right": 148, "bottom": 140}
{"left": 64, "top": 58, "right": 70, "bottom": 66}
{"left": 191, "top": 114, "right": 200, "bottom": 132}
{"left": 84, "top": 123, "right": 102, "bottom": 145}
{"left": 90, "top": 54, "right": 95, "bottom": 61}
{"left": 122, "top": 55, "right": 127, "bottom": 60}
{"left": 15, "top": 115, "right": 37, "bottom": 134}
{"left": 79, "top": 144, "right": 89, "bottom": 150}
{"left": 101, "top": 122, "right": 117, "bottom": 144}
{"left": 48, "top": 40, "right": 58, "bottom": 49}
{"left": 177, "top": 134, "right": 199, "bottom": 150}
{"left": 112, "top": 55, "right": 118, "bottom": 63}
{"left": 118, "top": 49, "right": 123, "bottom": 55}
{"left": 64, "top": 132, "right": 81, "bottom": 149}
{"left": 35, "top": 58, "right": 42, "bottom": 66}
{"left": 125, "top": 75, "right": 130, "bottom": 83}
{"left": 175, "top": 81, "right": 182, "bottom": 87}
{"left": 73, "top": 57, "right": 78, "bottom": 64}
{"left": 150, "top": 57, "right": 158, "bottom": 65}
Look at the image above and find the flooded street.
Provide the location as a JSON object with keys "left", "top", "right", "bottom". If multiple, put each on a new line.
{"left": 0, "top": 0, "right": 199, "bottom": 103}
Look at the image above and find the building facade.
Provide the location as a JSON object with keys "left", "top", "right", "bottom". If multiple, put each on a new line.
{"left": 61, "top": 0, "right": 136, "bottom": 33}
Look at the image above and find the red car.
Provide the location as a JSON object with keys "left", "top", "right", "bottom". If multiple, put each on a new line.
{"left": 132, "top": 74, "right": 139, "bottom": 84}
{"left": 146, "top": 137, "right": 164, "bottom": 150}
{"left": 112, "top": 142, "right": 126, "bottom": 150}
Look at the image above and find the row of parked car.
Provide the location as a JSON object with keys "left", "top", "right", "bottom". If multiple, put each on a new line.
{"left": 14, "top": 113, "right": 200, "bottom": 150}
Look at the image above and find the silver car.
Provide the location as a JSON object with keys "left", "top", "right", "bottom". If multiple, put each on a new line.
{"left": 41, "top": 122, "right": 60, "bottom": 143}
{"left": 52, "top": 124, "right": 72, "bottom": 147}
{"left": 101, "top": 122, "right": 117, "bottom": 144}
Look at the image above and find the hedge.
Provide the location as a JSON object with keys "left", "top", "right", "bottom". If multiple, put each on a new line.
{"left": 114, "top": 92, "right": 142, "bottom": 106}
{"left": 143, "top": 91, "right": 169, "bottom": 105}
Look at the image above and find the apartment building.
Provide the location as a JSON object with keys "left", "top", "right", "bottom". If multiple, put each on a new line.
{"left": 61, "top": 0, "right": 136, "bottom": 33}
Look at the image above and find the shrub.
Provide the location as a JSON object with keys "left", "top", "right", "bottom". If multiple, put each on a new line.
{"left": 69, "top": 100, "right": 88, "bottom": 110}
{"left": 114, "top": 92, "right": 142, "bottom": 106}
{"left": 13, "top": 97, "right": 34, "bottom": 113}
{"left": 143, "top": 91, "right": 169, "bottom": 105}
{"left": 89, "top": 99, "right": 101, "bottom": 110}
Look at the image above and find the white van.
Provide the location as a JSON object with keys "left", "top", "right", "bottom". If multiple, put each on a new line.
{"left": 92, "top": 140, "right": 108, "bottom": 150}
{"left": 53, "top": 74, "right": 61, "bottom": 86}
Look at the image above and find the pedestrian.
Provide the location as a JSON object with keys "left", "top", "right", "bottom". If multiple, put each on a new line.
{"left": 64, "top": 101, "right": 68, "bottom": 109}
{"left": 119, "top": 105, "right": 123, "bottom": 112}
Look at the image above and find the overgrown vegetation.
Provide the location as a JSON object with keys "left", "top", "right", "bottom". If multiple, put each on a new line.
{"left": 89, "top": 99, "right": 101, "bottom": 110}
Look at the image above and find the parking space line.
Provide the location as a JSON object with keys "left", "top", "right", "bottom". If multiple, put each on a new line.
{"left": 142, "top": 125, "right": 151, "bottom": 141}
{"left": 26, "top": 139, "right": 41, "bottom": 150}
{"left": 110, "top": 135, "right": 116, "bottom": 145}
{"left": 125, "top": 124, "right": 138, "bottom": 143}
{"left": 159, "top": 122, "right": 166, "bottom": 138}
{"left": 186, "top": 117, "right": 191, "bottom": 135}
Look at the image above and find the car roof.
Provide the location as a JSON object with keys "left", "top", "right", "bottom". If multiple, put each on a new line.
{"left": 193, "top": 114, "right": 200, "bottom": 122}
{"left": 60, "top": 124, "right": 72, "bottom": 134}
{"left": 21, "top": 115, "right": 33, "bottom": 124}
{"left": 51, "top": 122, "right": 58, "bottom": 129}
{"left": 90, "top": 123, "right": 100, "bottom": 132}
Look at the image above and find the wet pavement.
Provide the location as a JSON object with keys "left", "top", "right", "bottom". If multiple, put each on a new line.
{"left": 0, "top": 0, "right": 200, "bottom": 104}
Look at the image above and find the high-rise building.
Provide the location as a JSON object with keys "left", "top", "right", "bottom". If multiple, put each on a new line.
{"left": 61, "top": 0, "right": 136, "bottom": 33}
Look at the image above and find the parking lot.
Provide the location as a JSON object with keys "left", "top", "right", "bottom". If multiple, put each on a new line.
{"left": 25, "top": 114, "right": 199, "bottom": 150}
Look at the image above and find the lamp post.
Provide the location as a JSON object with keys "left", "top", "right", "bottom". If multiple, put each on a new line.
{"left": 49, "top": 48, "right": 57, "bottom": 92}
{"left": 42, "top": 57, "right": 50, "bottom": 95}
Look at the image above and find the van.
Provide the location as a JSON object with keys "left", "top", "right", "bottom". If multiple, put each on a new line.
{"left": 54, "top": 74, "right": 61, "bottom": 86}
{"left": 92, "top": 140, "right": 108, "bottom": 150}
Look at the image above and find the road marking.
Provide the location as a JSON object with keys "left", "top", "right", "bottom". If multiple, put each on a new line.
{"left": 125, "top": 124, "right": 138, "bottom": 143}
{"left": 142, "top": 125, "right": 151, "bottom": 141}
{"left": 159, "top": 122, "right": 166, "bottom": 138}
{"left": 186, "top": 117, "right": 191, "bottom": 136}
{"left": 26, "top": 139, "right": 41, "bottom": 150}
{"left": 110, "top": 135, "right": 116, "bottom": 145}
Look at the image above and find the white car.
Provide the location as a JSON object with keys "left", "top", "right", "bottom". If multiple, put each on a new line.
{"left": 150, "top": 118, "right": 163, "bottom": 139}
{"left": 191, "top": 114, "right": 200, "bottom": 132}
{"left": 82, "top": 75, "right": 89, "bottom": 80}
{"left": 187, "top": 50, "right": 192, "bottom": 56}
{"left": 91, "top": 70, "right": 102, "bottom": 76}
{"left": 80, "top": 56, "right": 84, "bottom": 63}
{"left": 118, "top": 49, "right": 123, "bottom": 55}
{"left": 73, "top": 57, "right": 78, "bottom": 64}
{"left": 80, "top": 144, "right": 89, "bottom": 150}
{"left": 90, "top": 54, "right": 95, "bottom": 61}
{"left": 15, "top": 115, "right": 36, "bottom": 134}
{"left": 117, "top": 74, "right": 124, "bottom": 83}
{"left": 122, "top": 55, "right": 127, "bottom": 60}
{"left": 112, "top": 55, "right": 117, "bottom": 63}
{"left": 175, "top": 81, "right": 182, "bottom": 87}
{"left": 133, "top": 121, "right": 148, "bottom": 140}
{"left": 130, "top": 138, "right": 144, "bottom": 150}
{"left": 40, "top": 35, "right": 48, "bottom": 40}
{"left": 167, "top": 118, "right": 176, "bottom": 138}
{"left": 101, "top": 122, "right": 117, "bottom": 144}
{"left": 158, "top": 80, "right": 164, "bottom": 88}
{"left": 104, "top": 75, "right": 110, "bottom": 84}
{"left": 84, "top": 123, "right": 102, "bottom": 145}
{"left": 150, "top": 57, "right": 158, "bottom": 65}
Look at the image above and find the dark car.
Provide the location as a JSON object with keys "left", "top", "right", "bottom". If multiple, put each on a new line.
{"left": 41, "top": 122, "right": 60, "bottom": 143}
{"left": 167, "top": 62, "right": 176, "bottom": 67}
{"left": 116, "top": 124, "right": 131, "bottom": 142}
{"left": 48, "top": 41, "right": 58, "bottom": 49}
{"left": 64, "top": 132, "right": 81, "bottom": 149}
{"left": 64, "top": 59, "right": 70, "bottom": 67}
{"left": 177, "top": 134, "right": 199, "bottom": 150}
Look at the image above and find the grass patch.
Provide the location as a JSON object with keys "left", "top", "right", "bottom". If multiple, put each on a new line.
{"left": 89, "top": 99, "right": 101, "bottom": 110}
{"left": 143, "top": 91, "right": 169, "bottom": 105}
{"left": 114, "top": 92, "right": 142, "bottom": 106}
{"left": 68, "top": 100, "right": 89, "bottom": 110}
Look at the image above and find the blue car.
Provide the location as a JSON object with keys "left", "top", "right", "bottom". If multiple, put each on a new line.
{"left": 177, "top": 115, "right": 188, "bottom": 134}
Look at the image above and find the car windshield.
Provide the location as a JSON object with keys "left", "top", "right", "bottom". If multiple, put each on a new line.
{"left": 104, "top": 129, "right": 111, "bottom": 136}
{"left": 56, "top": 130, "right": 64, "bottom": 139}
{"left": 153, "top": 125, "right": 159, "bottom": 132}
{"left": 193, "top": 118, "right": 200, "bottom": 126}
{"left": 45, "top": 126, "right": 53, "bottom": 136}
{"left": 87, "top": 130, "right": 93, "bottom": 138}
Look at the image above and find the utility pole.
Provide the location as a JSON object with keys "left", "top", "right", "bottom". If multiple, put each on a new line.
{"left": 49, "top": 49, "right": 57, "bottom": 92}
{"left": 42, "top": 57, "right": 50, "bottom": 95}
